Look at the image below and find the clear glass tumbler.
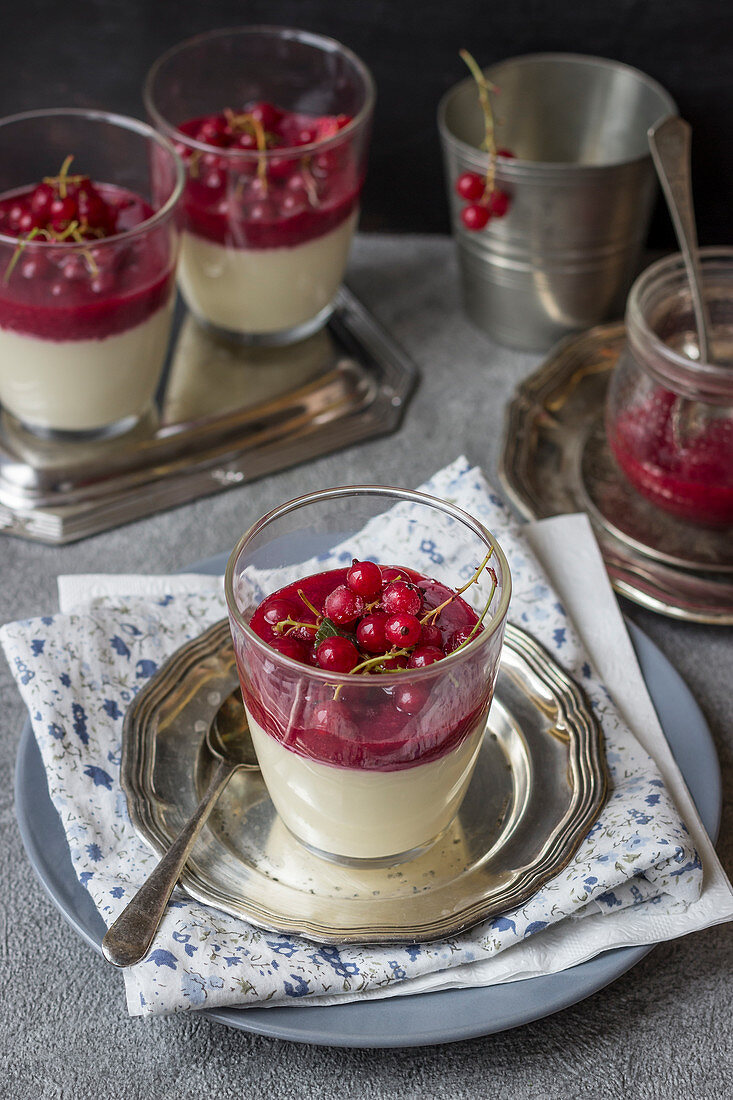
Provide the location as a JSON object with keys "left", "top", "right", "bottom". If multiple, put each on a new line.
{"left": 0, "top": 108, "right": 183, "bottom": 437}
{"left": 225, "top": 486, "right": 511, "bottom": 864}
{"left": 606, "top": 248, "right": 733, "bottom": 527}
{"left": 145, "top": 26, "right": 375, "bottom": 346}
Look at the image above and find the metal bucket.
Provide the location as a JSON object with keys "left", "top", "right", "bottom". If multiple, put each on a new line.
{"left": 438, "top": 53, "right": 676, "bottom": 350}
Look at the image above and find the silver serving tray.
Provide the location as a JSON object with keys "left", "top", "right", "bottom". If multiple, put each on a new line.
{"left": 120, "top": 619, "right": 607, "bottom": 945}
{"left": 0, "top": 287, "right": 417, "bottom": 544}
{"left": 499, "top": 323, "right": 733, "bottom": 624}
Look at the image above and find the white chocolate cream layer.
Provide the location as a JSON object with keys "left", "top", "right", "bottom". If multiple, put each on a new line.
{"left": 245, "top": 707, "right": 485, "bottom": 860}
{"left": 0, "top": 299, "right": 173, "bottom": 432}
{"left": 177, "top": 211, "right": 358, "bottom": 336}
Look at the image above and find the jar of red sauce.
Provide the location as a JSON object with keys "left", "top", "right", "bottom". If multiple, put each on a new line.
{"left": 605, "top": 248, "right": 733, "bottom": 527}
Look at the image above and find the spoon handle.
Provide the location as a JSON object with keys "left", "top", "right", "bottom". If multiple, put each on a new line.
{"left": 648, "top": 116, "right": 710, "bottom": 363}
{"left": 102, "top": 759, "right": 235, "bottom": 968}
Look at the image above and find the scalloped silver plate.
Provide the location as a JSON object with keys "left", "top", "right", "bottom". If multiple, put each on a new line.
{"left": 120, "top": 620, "right": 607, "bottom": 945}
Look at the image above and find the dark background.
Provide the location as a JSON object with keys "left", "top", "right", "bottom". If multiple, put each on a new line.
{"left": 2, "top": 0, "right": 731, "bottom": 246}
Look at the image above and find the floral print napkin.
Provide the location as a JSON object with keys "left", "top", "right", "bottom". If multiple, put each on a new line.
{"left": 1, "top": 458, "right": 702, "bottom": 1017}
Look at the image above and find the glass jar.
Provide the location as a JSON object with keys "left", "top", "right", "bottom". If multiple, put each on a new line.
{"left": 225, "top": 486, "right": 510, "bottom": 864}
{"left": 145, "top": 27, "right": 375, "bottom": 346}
{"left": 0, "top": 108, "right": 183, "bottom": 438}
{"left": 605, "top": 248, "right": 733, "bottom": 527}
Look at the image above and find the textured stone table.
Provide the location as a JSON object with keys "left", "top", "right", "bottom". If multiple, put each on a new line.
{"left": 1, "top": 235, "right": 731, "bottom": 1099}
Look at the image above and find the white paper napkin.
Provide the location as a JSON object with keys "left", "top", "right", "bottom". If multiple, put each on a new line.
{"left": 3, "top": 458, "right": 732, "bottom": 1017}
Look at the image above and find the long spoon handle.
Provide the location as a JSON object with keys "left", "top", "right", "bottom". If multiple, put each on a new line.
{"left": 648, "top": 116, "right": 710, "bottom": 363}
{"left": 101, "top": 759, "right": 235, "bottom": 967}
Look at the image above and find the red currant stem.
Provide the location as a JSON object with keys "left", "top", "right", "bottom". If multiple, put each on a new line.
{"left": 447, "top": 568, "right": 498, "bottom": 657}
{"left": 3, "top": 226, "right": 42, "bottom": 284}
{"left": 420, "top": 549, "right": 494, "bottom": 625}
{"left": 459, "top": 49, "right": 499, "bottom": 202}
{"left": 274, "top": 617, "right": 318, "bottom": 636}
{"left": 347, "top": 648, "right": 411, "bottom": 676}
{"left": 238, "top": 111, "right": 268, "bottom": 190}
{"left": 57, "top": 155, "right": 75, "bottom": 200}
{"left": 297, "top": 589, "right": 322, "bottom": 621}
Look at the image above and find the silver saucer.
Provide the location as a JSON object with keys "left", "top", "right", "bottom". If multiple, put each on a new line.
{"left": 499, "top": 323, "right": 733, "bottom": 624}
{"left": 120, "top": 620, "right": 607, "bottom": 945}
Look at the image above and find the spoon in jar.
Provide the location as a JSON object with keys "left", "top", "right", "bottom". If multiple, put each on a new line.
{"left": 101, "top": 687, "right": 259, "bottom": 968}
{"left": 648, "top": 115, "right": 711, "bottom": 364}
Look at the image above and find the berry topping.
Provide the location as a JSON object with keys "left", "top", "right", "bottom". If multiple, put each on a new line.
{"left": 419, "top": 623, "right": 443, "bottom": 648}
{"left": 384, "top": 612, "right": 422, "bottom": 648}
{"left": 407, "top": 645, "right": 445, "bottom": 669}
{"left": 316, "top": 635, "right": 361, "bottom": 673}
{"left": 323, "top": 584, "right": 365, "bottom": 625}
{"left": 381, "top": 580, "right": 422, "bottom": 616}
{"left": 346, "top": 559, "right": 382, "bottom": 600}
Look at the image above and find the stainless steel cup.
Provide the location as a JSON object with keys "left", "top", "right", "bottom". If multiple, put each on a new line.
{"left": 438, "top": 53, "right": 676, "bottom": 350}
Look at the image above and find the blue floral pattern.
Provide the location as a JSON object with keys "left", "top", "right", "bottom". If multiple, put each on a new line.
{"left": 1, "top": 458, "right": 702, "bottom": 1018}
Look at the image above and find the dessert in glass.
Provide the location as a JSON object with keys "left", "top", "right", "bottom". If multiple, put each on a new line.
{"left": 144, "top": 26, "right": 375, "bottom": 346}
{"left": 606, "top": 249, "right": 733, "bottom": 527}
{"left": 0, "top": 109, "right": 183, "bottom": 437}
{"left": 225, "top": 487, "right": 511, "bottom": 863}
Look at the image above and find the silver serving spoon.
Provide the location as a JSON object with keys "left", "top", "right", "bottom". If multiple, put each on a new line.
{"left": 648, "top": 115, "right": 711, "bottom": 363}
{"left": 102, "top": 688, "right": 259, "bottom": 968}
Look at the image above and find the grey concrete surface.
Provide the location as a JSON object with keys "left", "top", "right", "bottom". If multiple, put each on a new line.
{"left": 1, "top": 235, "right": 731, "bottom": 1099}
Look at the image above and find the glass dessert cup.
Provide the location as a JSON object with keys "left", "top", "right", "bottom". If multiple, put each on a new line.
{"left": 605, "top": 249, "right": 733, "bottom": 527}
{"left": 0, "top": 109, "right": 183, "bottom": 439}
{"left": 225, "top": 486, "right": 511, "bottom": 865}
{"left": 144, "top": 26, "right": 375, "bottom": 347}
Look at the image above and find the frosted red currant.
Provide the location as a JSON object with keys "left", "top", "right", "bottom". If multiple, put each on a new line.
{"left": 316, "top": 636, "right": 360, "bottom": 672}
{"left": 323, "top": 584, "right": 364, "bottom": 625}
{"left": 384, "top": 613, "right": 422, "bottom": 648}
{"left": 382, "top": 580, "right": 422, "bottom": 616}
{"left": 346, "top": 559, "right": 382, "bottom": 600}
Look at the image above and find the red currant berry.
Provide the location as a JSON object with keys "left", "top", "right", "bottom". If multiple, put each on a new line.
{"left": 316, "top": 635, "right": 360, "bottom": 673}
{"left": 455, "top": 171, "right": 484, "bottom": 201}
{"left": 356, "top": 612, "right": 388, "bottom": 654}
{"left": 446, "top": 625, "right": 482, "bottom": 653}
{"left": 30, "top": 183, "right": 54, "bottom": 218}
{"left": 234, "top": 131, "right": 258, "bottom": 151}
{"left": 419, "top": 623, "right": 442, "bottom": 648}
{"left": 346, "top": 559, "right": 382, "bottom": 600}
{"left": 197, "top": 118, "right": 228, "bottom": 146}
{"left": 382, "top": 580, "right": 422, "bottom": 616}
{"left": 249, "top": 102, "right": 282, "bottom": 131}
{"left": 460, "top": 204, "right": 490, "bottom": 231}
{"left": 407, "top": 645, "right": 444, "bottom": 669}
{"left": 262, "top": 598, "right": 298, "bottom": 628}
{"left": 380, "top": 567, "right": 403, "bottom": 584}
{"left": 312, "top": 699, "right": 357, "bottom": 738}
{"left": 394, "top": 683, "right": 429, "bottom": 715}
{"left": 50, "top": 195, "right": 77, "bottom": 224}
{"left": 270, "top": 636, "right": 309, "bottom": 662}
{"left": 381, "top": 653, "right": 409, "bottom": 671}
{"left": 488, "top": 190, "right": 510, "bottom": 217}
{"left": 17, "top": 210, "right": 40, "bottom": 234}
{"left": 90, "top": 270, "right": 116, "bottom": 295}
{"left": 324, "top": 585, "right": 365, "bottom": 625}
{"left": 384, "top": 613, "right": 422, "bottom": 648}
{"left": 497, "top": 148, "right": 516, "bottom": 159}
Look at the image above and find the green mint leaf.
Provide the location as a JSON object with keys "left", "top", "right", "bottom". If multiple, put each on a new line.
{"left": 314, "top": 617, "right": 347, "bottom": 646}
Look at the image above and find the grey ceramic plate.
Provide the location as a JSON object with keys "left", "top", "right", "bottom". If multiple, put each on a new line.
{"left": 14, "top": 555, "right": 721, "bottom": 1047}
{"left": 120, "top": 621, "right": 606, "bottom": 944}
